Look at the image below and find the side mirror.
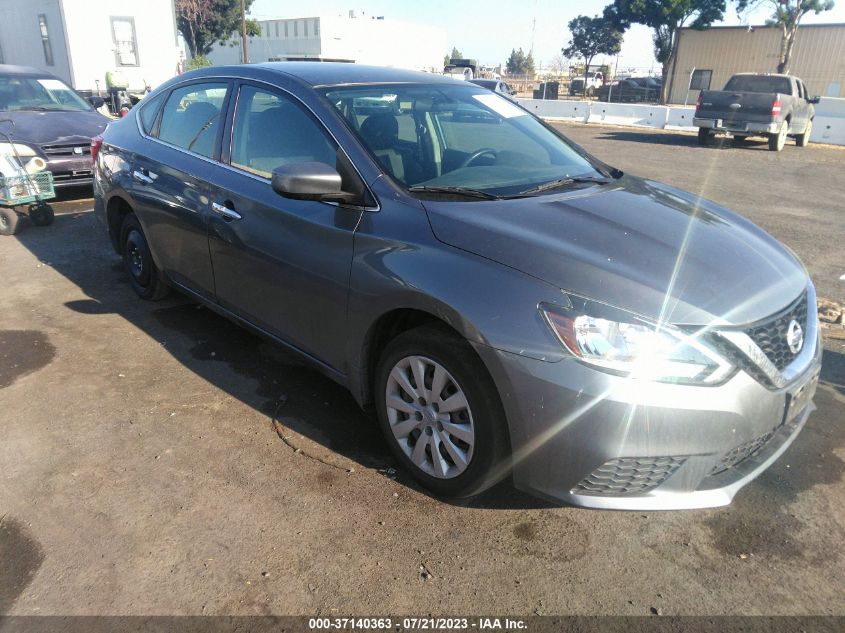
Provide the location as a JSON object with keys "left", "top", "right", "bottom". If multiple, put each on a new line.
{"left": 88, "top": 96, "right": 106, "bottom": 108}
{"left": 808, "top": 96, "right": 820, "bottom": 104}
{"left": 271, "top": 162, "right": 358, "bottom": 204}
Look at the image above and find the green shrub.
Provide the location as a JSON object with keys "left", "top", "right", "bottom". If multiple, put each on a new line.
{"left": 185, "top": 55, "right": 212, "bottom": 71}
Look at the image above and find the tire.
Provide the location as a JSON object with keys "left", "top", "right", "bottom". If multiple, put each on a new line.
{"left": 0, "top": 208, "right": 21, "bottom": 236}
{"left": 768, "top": 120, "right": 788, "bottom": 151}
{"left": 796, "top": 119, "right": 812, "bottom": 147}
{"left": 120, "top": 214, "right": 169, "bottom": 301}
{"left": 374, "top": 325, "right": 510, "bottom": 498}
{"left": 697, "top": 128, "right": 711, "bottom": 146}
{"left": 28, "top": 203, "right": 55, "bottom": 227}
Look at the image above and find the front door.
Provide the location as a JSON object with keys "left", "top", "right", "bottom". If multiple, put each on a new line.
{"left": 206, "top": 82, "right": 365, "bottom": 372}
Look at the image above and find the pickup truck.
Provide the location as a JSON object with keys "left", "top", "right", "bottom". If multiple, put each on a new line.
{"left": 694, "top": 73, "right": 818, "bottom": 151}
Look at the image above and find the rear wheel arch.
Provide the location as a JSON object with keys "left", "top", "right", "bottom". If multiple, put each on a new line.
{"left": 106, "top": 195, "right": 135, "bottom": 253}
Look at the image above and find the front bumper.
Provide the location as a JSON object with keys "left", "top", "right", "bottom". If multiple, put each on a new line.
{"left": 694, "top": 117, "right": 779, "bottom": 135}
{"left": 475, "top": 321, "right": 822, "bottom": 510}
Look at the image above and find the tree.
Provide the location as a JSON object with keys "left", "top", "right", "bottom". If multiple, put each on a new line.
{"left": 562, "top": 15, "right": 623, "bottom": 95}
{"left": 176, "top": 0, "right": 258, "bottom": 58}
{"left": 736, "top": 0, "right": 835, "bottom": 73}
{"left": 444, "top": 47, "right": 463, "bottom": 66}
{"left": 506, "top": 48, "right": 535, "bottom": 76}
{"left": 604, "top": 0, "right": 726, "bottom": 103}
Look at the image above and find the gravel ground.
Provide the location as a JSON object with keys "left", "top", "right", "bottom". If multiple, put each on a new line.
{"left": 1, "top": 125, "right": 843, "bottom": 617}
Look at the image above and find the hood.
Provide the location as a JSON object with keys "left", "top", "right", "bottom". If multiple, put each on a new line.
{"left": 2, "top": 110, "right": 109, "bottom": 147}
{"left": 422, "top": 175, "right": 807, "bottom": 327}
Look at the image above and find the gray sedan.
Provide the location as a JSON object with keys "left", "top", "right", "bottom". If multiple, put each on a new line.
{"left": 93, "top": 64, "right": 821, "bottom": 510}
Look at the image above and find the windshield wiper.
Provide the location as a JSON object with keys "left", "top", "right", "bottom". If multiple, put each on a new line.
{"left": 407, "top": 185, "right": 501, "bottom": 200}
{"left": 514, "top": 175, "right": 612, "bottom": 196}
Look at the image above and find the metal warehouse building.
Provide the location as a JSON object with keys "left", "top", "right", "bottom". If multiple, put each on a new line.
{"left": 667, "top": 23, "right": 845, "bottom": 104}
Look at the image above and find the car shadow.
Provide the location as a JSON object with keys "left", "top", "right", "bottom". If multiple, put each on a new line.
{"left": 14, "top": 210, "right": 551, "bottom": 510}
{"left": 596, "top": 130, "right": 778, "bottom": 151}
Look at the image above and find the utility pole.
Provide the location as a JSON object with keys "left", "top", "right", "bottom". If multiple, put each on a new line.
{"left": 240, "top": 0, "right": 248, "bottom": 64}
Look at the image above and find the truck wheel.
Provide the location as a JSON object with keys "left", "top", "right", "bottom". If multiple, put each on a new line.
{"left": 697, "top": 128, "right": 711, "bottom": 146}
{"left": 0, "top": 208, "right": 21, "bottom": 236}
{"left": 768, "top": 121, "right": 788, "bottom": 151}
{"left": 796, "top": 119, "right": 812, "bottom": 147}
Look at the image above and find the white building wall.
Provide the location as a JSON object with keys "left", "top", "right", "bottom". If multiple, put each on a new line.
{"left": 0, "top": 0, "right": 73, "bottom": 85}
{"left": 60, "top": 0, "right": 180, "bottom": 91}
{"left": 0, "top": 0, "right": 179, "bottom": 92}
{"left": 207, "top": 14, "right": 445, "bottom": 73}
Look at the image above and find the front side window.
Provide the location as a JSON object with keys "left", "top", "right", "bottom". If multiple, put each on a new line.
{"left": 0, "top": 75, "right": 91, "bottom": 112}
{"left": 157, "top": 83, "right": 228, "bottom": 158}
{"left": 322, "top": 83, "right": 601, "bottom": 195}
{"left": 38, "top": 15, "right": 54, "bottom": 66}
{"left": 230, "top": 85, "right": 336, "bottom": 178}
{"left": 111, "top": 17, "right": 139, "bottom": 66}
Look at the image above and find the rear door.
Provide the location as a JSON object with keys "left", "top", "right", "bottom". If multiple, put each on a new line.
{"left": 205, "top": 81, "right": 366, "bottom": 371}
{"left": 132, "top": 80, "right": 231, "bottom": 299}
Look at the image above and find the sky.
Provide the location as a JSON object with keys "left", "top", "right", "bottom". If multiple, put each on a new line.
{"left": 248, "top": 0, "right": 845, "bottom": 73}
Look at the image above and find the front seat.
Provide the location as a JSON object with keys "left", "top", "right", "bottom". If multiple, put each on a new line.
{"left": 359, "top": 113, "right": 407, "bottom": 181}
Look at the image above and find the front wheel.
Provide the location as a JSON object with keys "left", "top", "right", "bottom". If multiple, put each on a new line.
{"left": 120, "top": 214, "right": 169, "bottom": 301}
{"left": 374, "top": 326, "right": 510, "bottom": 498}
{"left": 796, "top": 119, "right": 812, "bottom": 147}
{"left": 769, "top": 120, "right": 788, "bottom": 151}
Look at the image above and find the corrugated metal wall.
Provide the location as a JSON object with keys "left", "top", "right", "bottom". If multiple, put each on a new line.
{"left": 669, "top": 24, "right": 845, "bottom": 104}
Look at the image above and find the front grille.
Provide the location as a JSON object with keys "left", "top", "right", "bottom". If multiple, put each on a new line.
{"left": 52, "top": 170, "right": 93, "bottom": 183}
{"left": 41, "top": 143, "right": 91, "bottom": 157}
{"left": 709, "top": 429, "right": 775, "bottom": 475}
{"left": 573, "top": 456, "right": 686, "bottom": 496}
{"left": 745, "top": 291, "right": 808, "bottom": 370}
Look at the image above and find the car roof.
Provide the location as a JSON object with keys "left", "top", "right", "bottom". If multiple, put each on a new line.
{"left": 0, "top": 64, "right": 55, "bottom": 78}
{"left": 254, "top": 62, "right": 465, "bottom": 87}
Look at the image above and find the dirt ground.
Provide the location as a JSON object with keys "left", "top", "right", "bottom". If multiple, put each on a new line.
{"left": 1, "top": 124, "right": 843, "bottom": 617}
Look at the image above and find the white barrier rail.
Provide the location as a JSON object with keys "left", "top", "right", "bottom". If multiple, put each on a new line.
{"left": 517, "top": 97, "right": 845, "bottom": 146}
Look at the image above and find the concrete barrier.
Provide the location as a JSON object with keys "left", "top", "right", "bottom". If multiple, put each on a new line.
{"left": 516, "top": 96, "right": 845, "bottom": 146}
{"left": 588, "top": 102, "right": 665, "bottom": 128}
{"left": 517, "top": 99, "right": 590, "bottom": 122}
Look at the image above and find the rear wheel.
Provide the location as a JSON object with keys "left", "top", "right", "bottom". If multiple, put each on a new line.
{"left": 29, "top": 203, "right": 54, "bottom": 227}
{"left": 796, "top": 119, "right": 812, "bottom": 147}
{"left": 374, "top": 325, "right": 510, "bottom": 498}
{"left": 0, "top": 208, "right": 20, "bottom": 236}
{"left": 768, "top": 120, "right": 788, "bottom": 151}
{"left": 697, "top": 128, "right": 711, "bottom": 145}
{"left": 120, "top": 214, "right": 169, "bottom": 301}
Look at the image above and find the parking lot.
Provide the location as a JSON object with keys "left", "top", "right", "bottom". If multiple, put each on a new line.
{"left": 1, "top": 123, "right": 843, "bottom": 617}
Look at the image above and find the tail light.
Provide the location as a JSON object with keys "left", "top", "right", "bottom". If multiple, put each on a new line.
{"left": 695, "top": 94, "right": 702, "bottom": 114}
{"left": 90, "top": 135, "right": 103, "bottom": 165}
{"left": 120, "top": 107, "right": 130, "bottom": 117}
{"left": 771, "top": 99, "right": 782, "bottom": 116}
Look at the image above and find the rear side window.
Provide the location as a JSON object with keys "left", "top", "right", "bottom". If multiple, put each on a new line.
{"left": 157, "top": 82, "right": 228, "bottom": 158}
{"left": 229, "top": 85, "right": 336, "bottom": 178}
{"left": 138, "top": 91, "right": 165, "bottom": 134}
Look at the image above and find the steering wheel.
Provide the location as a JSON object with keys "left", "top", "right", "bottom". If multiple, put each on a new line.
{"left": 459, "top": 147, "right": 498, "bottom": 168}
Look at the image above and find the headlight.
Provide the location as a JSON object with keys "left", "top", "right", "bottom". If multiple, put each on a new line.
{"left": 0, "top": 142, "right": 38, "bottom": 158}
{"left": 540, "top": 297, "right": 733, "bottom": 385}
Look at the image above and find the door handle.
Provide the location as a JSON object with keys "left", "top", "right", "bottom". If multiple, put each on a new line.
{"left": 211, "top": 201, "right": 242, "bottom": 221}
{"left": 132, "top": 170, "right": 154, "bottom": 185}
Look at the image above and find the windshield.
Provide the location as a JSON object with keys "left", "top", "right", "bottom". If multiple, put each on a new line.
{"left": 0, "top": 75, "right": 92, "bottom": 112}
{"left": 322, "top": 83, "right": 605, "bottom": 196}
{"left": 724, "top": 75, "right": 792, "bottom": 95}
